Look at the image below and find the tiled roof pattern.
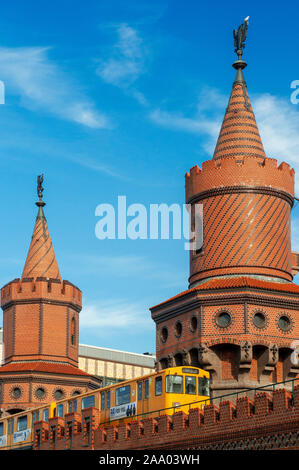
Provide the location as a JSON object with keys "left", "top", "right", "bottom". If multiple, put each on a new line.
{"left": 151, "top": 276, "right": 299, "bottom": 309}
{"left": 22, "top": 207, "right": 61, "bottom": 281}
{"left": 0, "top": 361, "right": 90, "bottom": 376}
{"left": 213, "top": 70, "right": 266, "bottom": 162}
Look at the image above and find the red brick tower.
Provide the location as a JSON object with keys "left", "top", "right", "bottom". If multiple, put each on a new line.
{"left": 0, "top": 177, "right": 101, "bottom": 416}
{"left": 150, "top": 21, "right": 299, "bottom": 397}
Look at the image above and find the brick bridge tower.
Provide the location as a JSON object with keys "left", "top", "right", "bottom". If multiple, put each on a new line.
{"left": 150, "top": 20, "right": 299, "bottom": 397}
{"left": 0, "top": 177, "right": 101, "bottom": 416}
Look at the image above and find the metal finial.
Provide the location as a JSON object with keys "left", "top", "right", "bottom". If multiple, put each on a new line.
{"left": 36, "top": 174, "right": 46, "bottom": 209}
{"left": 233, "top": 16, "right": 249, "bottom": 61}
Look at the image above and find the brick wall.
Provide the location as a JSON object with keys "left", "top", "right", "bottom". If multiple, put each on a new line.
{"left": 34, "top": 386, "right": 299, "bottom": 450}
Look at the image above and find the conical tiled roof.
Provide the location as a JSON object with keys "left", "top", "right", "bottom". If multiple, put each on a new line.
{"left": 22, "top": 203, "right": 61, "bottom": 280}
{"left": 213, "top": 65, "right": 266, "bottom": 162}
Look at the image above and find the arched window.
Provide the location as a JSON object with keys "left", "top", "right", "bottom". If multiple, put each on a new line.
{"left": 71, "top": 317, "right": 76, "bottom": 346}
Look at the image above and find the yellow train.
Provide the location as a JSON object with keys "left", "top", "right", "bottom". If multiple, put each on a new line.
{"left": 0, "top": 366, "right": 210, "bottom": 450}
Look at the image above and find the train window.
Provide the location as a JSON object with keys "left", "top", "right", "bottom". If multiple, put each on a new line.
{"left": 101, "top": 393, "right": 105, "bottom": 410}
{"left": 166, "top": 375, "right": 183, "bottom": 394}
{"left": 82, "top": 395, "right": 95, "bottom": 409}
{"left": 155, "top": 377, "right": 163, "bottom": 396}
{"left": 69, "top": 400, "right": 77, "bottom": 413}
{"left": 198, "top": 377, "right": 210, "bottom": 396}
{"left": 138, "top": 382, "right": 142, "bottom": 400}
{"left": 0, "top": 422, "right": 3, "bottom": 436}
{"left": 8, "top": 419, "right": 14, "bottom": 434}
{"left": 116, "top": 385, "right": 131, "bottom": 406}
{"left": 43, "top": 409, "right": 49, "bottom": 422}
{"left": 107, "top": 391, "right": 111, "bottom": 409}
{"left": 32, "top": 411, "right": 39, "bottom": 424}
{"left": 17, "top": 416, "right": 27, "bottom": 432}
{"left": 57, "top": 404, "right": 64, "bottom": 417}
{"left": 144, "top": 380, "right": 149, "bottom": 399}
{"left": 185, "top": 376, "right": 196, "bottom": 394}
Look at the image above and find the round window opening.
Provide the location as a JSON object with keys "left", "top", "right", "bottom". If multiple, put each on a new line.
{"left": 253, "top": 312, "right": 266, "bottom": 328}
{"left": 217, "top": 312, "right": 231, "bottom": 328}
{"left": 190, "top": 316, "right": 198, "bottom": 332}
{"left": 35, "top": 387, "right": 46, "bottom": 399}
{"left": 175, "top": 321, "right": 183, "bottom": 337}
{"left": 12, "top": 387, "right": 21, "bottom": 399}
{"left": 161, "top": 327, "right": 168, "bottom": 343}
{"left": 279, "top": 315, "right": 291, "bottom": 331}
{"left": 72, "top": 390, "right": 81, "bottom": 396}
{"left": 54, "top": 389, "right": 64, "bottom": 400}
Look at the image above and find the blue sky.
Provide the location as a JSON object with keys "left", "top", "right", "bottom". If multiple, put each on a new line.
{"left": 0, "top": 0, "right": 299, "bottom": 354}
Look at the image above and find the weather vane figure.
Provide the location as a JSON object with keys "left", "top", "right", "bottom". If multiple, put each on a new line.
{"left": 37, "top": 174, "right": 44, "bottom": 200}
{"left": 233, "top": 16, "right": 250, "bottom": 60}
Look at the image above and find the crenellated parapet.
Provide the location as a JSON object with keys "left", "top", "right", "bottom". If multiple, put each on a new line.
{"left": 1, "top": 278, "right": 82, "bottom": 311}
{"left": 185, "top": 156, "right": 294, "bottom": 204}
{"left": 1, "top": 276, "right": 82, "bottom": 367}
{"left": 34, "top": 386, "right": 299, "bottom": 450}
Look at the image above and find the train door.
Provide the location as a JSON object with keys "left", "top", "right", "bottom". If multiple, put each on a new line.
{"left": 143, "top": 378, "right": 150, "bottom": 416}
{"left": 137, "top": 379, "right": 149, "bottom": 417}
{"left": 137, "top": 380, "right": 143, "bottom": 415}
{"left": 100, "top": 390, "right": 111, "bottom": 424}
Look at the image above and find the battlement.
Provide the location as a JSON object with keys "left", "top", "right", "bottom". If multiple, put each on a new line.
{"left": 185, "top": 156, "right": 294, "bottom": 203}
{"left": 1, "top": 277, "right": 82, "bottom": 310}
{"left": 34, "top": 386, "right": 299, "bottom": 450}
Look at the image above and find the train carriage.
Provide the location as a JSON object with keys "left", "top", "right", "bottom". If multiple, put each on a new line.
{"left": 0, "top": 366, "right": 210, "bottom": 449}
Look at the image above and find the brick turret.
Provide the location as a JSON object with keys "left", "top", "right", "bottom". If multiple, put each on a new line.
{"left": 151, "top": 40, "right": 299, "bottom": 398}
{"left": 0, "top": 179, "right": 101, "bottom": 416}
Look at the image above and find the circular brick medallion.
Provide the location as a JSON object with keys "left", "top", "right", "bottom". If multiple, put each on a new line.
{"left": 35, "top": 387, "right": 47, "bottom": 400}
{"left": 53, "top": 389, "right": 65, "bottom": 400}
{"left": 10, "top": 386, "right": 22, "bottom": 400}
{"left": 213, "top": 308, "right": 234, "bottom": 329}
{"left": 277, "top": 313, "right": 294, "bottom": 333}
{"left": 251, "top": 309, "right": 268, "bottom": 329}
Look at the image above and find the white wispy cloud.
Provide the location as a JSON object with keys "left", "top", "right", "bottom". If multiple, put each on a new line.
{"left": 253, "top": 94, "right": 299, "bottom": 183}
{"left": 64, "top": 253, "right": 185, "bottom": 289}
{"left": 97, "top": 23, "right": 148, "bottom": 105}
{"left": 149, "top": 87, "right": 225, "bottom": 153}
{"left": 0, "top": 46, "right": 110, "bottom": 128}
{"left": 80, "top": 299, "right": 152, "bottom": 330}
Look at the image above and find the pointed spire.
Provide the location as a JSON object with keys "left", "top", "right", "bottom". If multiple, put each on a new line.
{"left": 213, "top": 17, "right": 266, "bottom": 162}
{"left": 22, "top": 175, "right": 61, "bottom": 281}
